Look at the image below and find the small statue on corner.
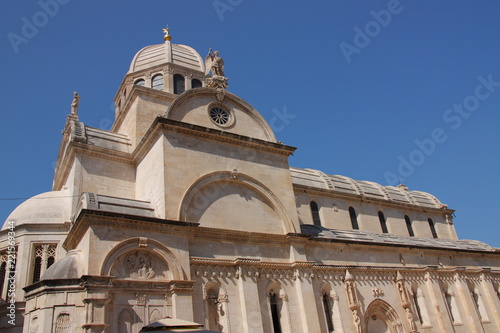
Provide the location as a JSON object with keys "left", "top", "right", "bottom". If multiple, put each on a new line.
{"left": 70, "top": 91, "right": 80, "bottom": 116}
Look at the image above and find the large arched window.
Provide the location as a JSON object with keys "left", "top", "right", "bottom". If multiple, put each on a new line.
{"left": 174, "top": 74, "right": 185, "bottom": 94}
{"left": 192, "top": 78, "right": 202, "bottom": 88}
{"left": 378, "top": 211, "right": 388, "bottom": 233}
{"left": 152, "top": 74, "right": 164, "bottom": 90}
{"left": 134, "top": 79, "right": 145, "bottom": 86}
{"left": 405, "top": 215, "right": 414, "bottom": 237}
{"left": 310, "top": 201, "right": 321, "bottom": 226}
{"left": 428, "top": 218, "right": 438, "bottom": 238}
{"left": 349, "top": 207, "right": 359, "bottom": 230}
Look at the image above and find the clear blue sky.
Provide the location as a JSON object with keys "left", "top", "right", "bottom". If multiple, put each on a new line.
{"left": 1, "top": 1, "right": 499, "bottom": 246}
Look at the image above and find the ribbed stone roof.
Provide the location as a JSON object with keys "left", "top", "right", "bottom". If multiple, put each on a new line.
{"left": 128, "top": 42, "right": 205, "bottom": 73}
{"left": 301, "top": 225, "right": 496, "bottom": 252}
{"left": 290, "top": 167, "right": 444, "bottom": 209}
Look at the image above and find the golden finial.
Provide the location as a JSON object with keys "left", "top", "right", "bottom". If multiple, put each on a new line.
{"left": 162, "top": 25, "right": 171, "bottom": 41}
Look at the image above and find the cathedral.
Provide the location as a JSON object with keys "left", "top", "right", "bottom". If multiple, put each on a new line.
{"left": 1, "top": 29, "right": 500, "bottom": 333}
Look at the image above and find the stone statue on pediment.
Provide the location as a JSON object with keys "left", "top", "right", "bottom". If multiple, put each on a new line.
{"left": 70, "top": 92, "right": 80, "bottom": 116}
{"left": 205, "top": 48, "right": 225, "bottom": 77}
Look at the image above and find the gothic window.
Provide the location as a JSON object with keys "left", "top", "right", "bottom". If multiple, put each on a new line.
{"left": 405, "top": 215, "right": 414, "bottom": 237}
{"left": 32, "top": 244, "right": 56, "bottom": 283}
{"left": 322, "top": 292, "right": 334, "bottom": 332}
{"left": 310, "top": 201, "right": 321, "bottom": 226}
{"left": 378, "top": 211, "right": 388, "bottom": 233}
{"left": 152, "top": 74, "right": 164, "bottom": 90}
{"left": 349, "top": 207, "right": 359, "bottom": 230}
{"left": 269, "top": 292, "right": 282, "bottom": 333}
{"left": 192, "top": 78, "right": 202, "bottom": 88}
{"left": 428, "top": 218, "right": 438, "bottom": 238}
{"left": 134, "top": 79, "right": 145, "bottom": 86}
{"left": 174, "top": 74, "right": 185, "bottom": 94}
{"left": 54, "top": 313, "right": 71, "bottom": 333}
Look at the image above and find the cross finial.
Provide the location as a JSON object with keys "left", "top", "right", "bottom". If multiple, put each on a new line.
{"left": 162, "top": 25, "right": 171, "bottom": 41}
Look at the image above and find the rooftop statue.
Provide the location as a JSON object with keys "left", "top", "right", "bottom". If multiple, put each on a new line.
{"left": 70, "top": 91, "right": 80, "bottom": 116}
{"left": 205, "top": 48, "right": 225, "bottom": 77}
{"left": 204, "top": 48, "right": 228, "bottom": 100}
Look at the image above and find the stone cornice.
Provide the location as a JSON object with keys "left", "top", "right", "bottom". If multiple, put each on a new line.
{"left": 293, "top": 184, "right": 455, "bottom": 215}
{"left": 133, "top": 117, "right": 296, "bottom": 165}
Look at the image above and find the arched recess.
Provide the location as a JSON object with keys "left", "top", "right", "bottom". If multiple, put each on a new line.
{"left": 204, "top": 280, "right": 230, "bottom": 332}
{"left": 100, "top": 237, "right": 185, "bottom": 280}
{"left": 163, "top": 88, "right": 277, "bottom": 142}
{"left": 364, "top": 299, "right": 404, "bottom": 333}
{"left": 179, "top": 171, "right": 296, "bottom": 234}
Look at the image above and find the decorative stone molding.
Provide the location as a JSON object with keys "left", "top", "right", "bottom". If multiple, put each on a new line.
{"left": 372, "top": 287, "right": 384, "bottom": 298}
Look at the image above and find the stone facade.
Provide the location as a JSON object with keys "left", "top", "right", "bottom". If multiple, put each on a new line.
{"left": 1, "top": 35, "right": 500, "bottom": 333}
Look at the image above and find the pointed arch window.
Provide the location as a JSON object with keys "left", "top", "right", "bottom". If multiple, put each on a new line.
{"left": 269, "top": 292, "right": 282, "bottom": 333}
{"left": 152, "top": 74, "right": 164, "bottom": 90}
{"left": 174, "top": 74, "right": 185, "bottom": 94}
{"left": 428, "top": 218, "right": 438, "bottom": 238}
{"left": 349, "top": 207, "right": 359, "bottom": 230}
{"left": 405, "top": 215, "right": 414, "bottom": 237}
{"left": 322, "top": 292, "right": 334, "bottom": 332}
{"left": 378, "top": 211, "right": 388, "bottom": 233}
{"left": 192, "top": 78, "right": 202, "bottom": 88}
{"left": 310, "top": 201, "right": 321, "bottom": 226}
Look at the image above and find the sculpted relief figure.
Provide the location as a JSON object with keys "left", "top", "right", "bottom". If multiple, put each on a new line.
{"left": 352, "top": 309, "right": 361, "bottom": 333}
{"left": 125, "top": 251, "right": 155, "bottom": 279}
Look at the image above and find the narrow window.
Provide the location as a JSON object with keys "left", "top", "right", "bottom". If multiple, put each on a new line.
{"left": 378, "top": 211, "right": 388, "bottom": 233}
{"left": 349, "top": 207, "right": 359, "bottom": 230}
{"left": 152, "top": 74, "right": 164, "bottom": 90}
{"left": 405, "top": 215, "right": 414, "bottom": 237}
{"left": 134, "top": 79, "right": 145, "bottom": 86}
{"left": 269, "top": 292, "right": 282, "bottom": 333}
{"left": 0, "top": 260, "right": 6, "bottom": 299}
{"left": 32, "top": 256, "right": 42, "bottom": 283}
{"left": 192, "top": 78, "right": 202, "bottom": 88}
{"left": 310, "top": 201, "right": 321, "bottom": 226}
{"left": 322, "top": 293, "right": 334, "bottom": 332}
{"left": 428, "top": 218, "right": 438, "bottom": 238}
{"left": 174, "top": 74, "right": 185, "bottom": 94}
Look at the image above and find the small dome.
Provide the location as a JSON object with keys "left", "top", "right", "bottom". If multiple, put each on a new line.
{"left": 41, "top": 250, "right": 83, "bottom": 280}
{"left": 2, "top": 190, "right": 72, "bottom": 230}
{"left": 128, "top": 42, "right": 205, "bottom": 74}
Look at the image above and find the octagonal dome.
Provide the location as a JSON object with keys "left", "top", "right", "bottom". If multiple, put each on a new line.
{"left": 2, "top": 190, "right": 71, "bottom": 230}
{"left": 128, "top": 41, "right": 205, "bottom": 74}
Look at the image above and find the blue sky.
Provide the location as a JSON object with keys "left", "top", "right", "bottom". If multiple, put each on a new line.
{"left": 1, "top": 1, "right": 499, "bottom": 246}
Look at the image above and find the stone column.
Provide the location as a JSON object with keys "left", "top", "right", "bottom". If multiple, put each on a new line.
{"left": 292, "top": 264, "right": 322, "bottom": 333}
{"left": 236, "top": 260, "right": 264, "bottom": 333}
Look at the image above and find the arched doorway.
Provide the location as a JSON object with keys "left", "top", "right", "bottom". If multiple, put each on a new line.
{"left": 365, "top": 299, "right": 404, "bottom": 333}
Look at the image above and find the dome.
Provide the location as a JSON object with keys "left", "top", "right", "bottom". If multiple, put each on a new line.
{"left": 41, "top": 250, "right": 83, "bottom": 280}
{"left": 128, "top": 41, "right": 205, "bottom": 74}
{"left": 2, "top": 190, "right": 72, "bottom": 230}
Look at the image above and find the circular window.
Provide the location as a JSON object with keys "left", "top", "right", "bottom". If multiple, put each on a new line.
{"left": 209, "top": 107, "right": 230, "bottom": 125}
